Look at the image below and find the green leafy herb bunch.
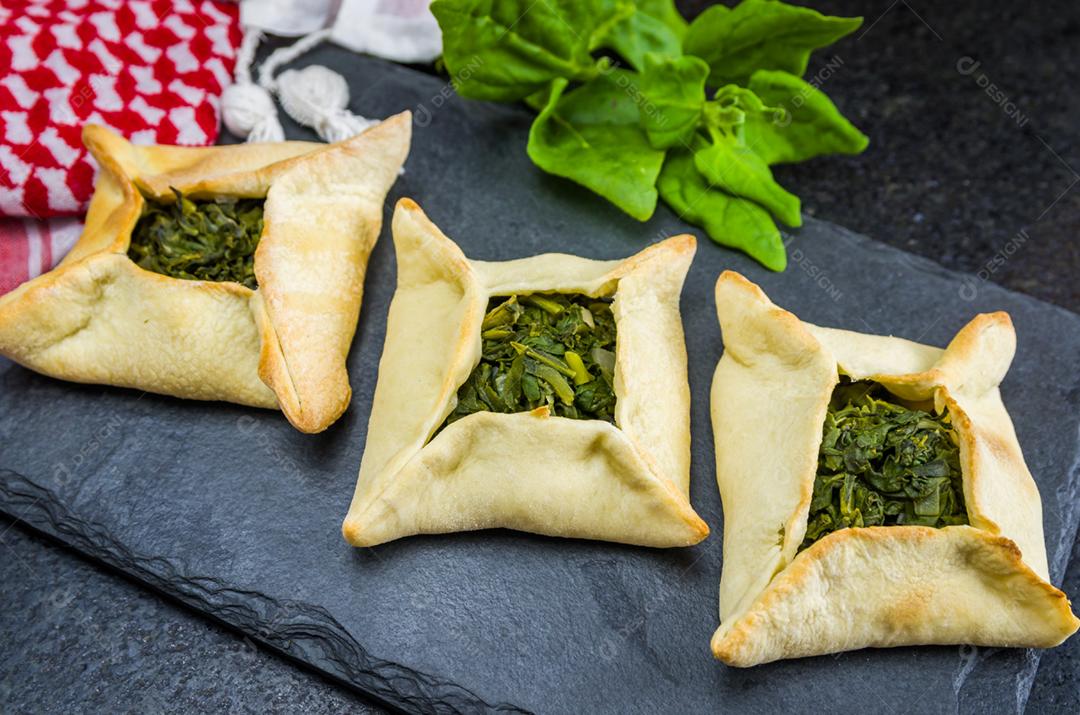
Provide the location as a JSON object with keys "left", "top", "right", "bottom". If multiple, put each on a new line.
{"left": 432, "top": 0, "right": 869, "bottom": 270}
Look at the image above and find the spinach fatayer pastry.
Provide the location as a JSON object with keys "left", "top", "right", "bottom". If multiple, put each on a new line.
{"left": 710, "top": 271, "right": 1078, "bottom": 666}
{"left": 342, "top": 199, "right": 708, "bottom": 547}
{"left": 0, "top": 112, "right": 411, "bottom": 433}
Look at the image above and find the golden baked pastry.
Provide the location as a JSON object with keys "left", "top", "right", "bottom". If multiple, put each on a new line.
{"left": 0, "top": 113, "right": 411, "bottom": 432}
{"left": 709, "top": 270, "right": 1078, "bottom": 666}
{"left": 342, "top": 199, "right": 709, "bottom": 547}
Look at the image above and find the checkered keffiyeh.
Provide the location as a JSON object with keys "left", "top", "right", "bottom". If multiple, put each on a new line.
{"left": 0, "top": 0, "right": 241, "bottom": 294}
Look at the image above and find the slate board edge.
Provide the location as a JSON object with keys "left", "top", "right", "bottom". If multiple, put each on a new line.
{"left": 2, "top": 214, "right": 1079, "bottom": 713}
{"left": 760, "top": 220, "right": 1080, "bottom": 715}
{"left": 0, "top": 470, "right": 531, "bottom": 715}
{"left": 782, "top": 221, "right": 1080, "bottom": 714}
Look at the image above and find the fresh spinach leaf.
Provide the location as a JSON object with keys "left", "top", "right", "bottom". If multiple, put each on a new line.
{"left": 657, "top": 146, "right": 786, "bottom": 270}
{"left": 431, "top": 0, "right": 610, "bottom": 102}
{"left": 638, "top": 53, "right": 710, "bottom": 149}
{"left": 799, "top": 380, "right": 968, "bottom": 552}
{"left": 432, "top": 0, "right": 868, "bottom": 272}
{"left": 634, "top": 0, "right": 688, "bottom": 37}
{"left": 444, "top": 293, "right": 618, "bottom": 427}
{"left": 128, "top": 189, "right": 264, "bottom": 289}
{"left": 600, "top": 3, "right": 685, "bottom": 71}
{"left": 744, "top": 69, "right": 870, "bottom": 165}
{"left": 527, "top": 74, "right": 665, "bottom": 220}
{"left": 683, "top": 0, "right": 862, "bottom": 87}
{"left": 692, "top": 129, "right": 801, "bottom": 227}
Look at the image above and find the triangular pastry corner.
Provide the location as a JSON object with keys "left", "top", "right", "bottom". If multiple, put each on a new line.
{"left": 343, "top": 199, "right": 708, "bottom": 547}
{"left": 709, "top": 270, "right": 1078, "bottom": 666}
{"left": 0, "top": 113, "right": 412, "bottom": 433}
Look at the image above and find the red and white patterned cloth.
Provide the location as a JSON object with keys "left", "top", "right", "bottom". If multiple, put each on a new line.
{"left": 0, "top": 0, "right": 241, "bottom": 294}
{"left": 0, "top": 216, "right": 82, "bottom": 293}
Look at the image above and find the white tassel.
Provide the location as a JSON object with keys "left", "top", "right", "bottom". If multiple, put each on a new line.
{"left": 221, "top": 26, "right": 378, "bottom": 144}
{"left": 276, "top": 65, "right": 380, "bottom": 143}
{"left": 221, "top": 28, "right": 284, "bottom": 142}
{"left": 222, "top": 82, "right": 285, "bottom": 142}
{"left": 257, "top": 29, "right": 377, "bottom": 143}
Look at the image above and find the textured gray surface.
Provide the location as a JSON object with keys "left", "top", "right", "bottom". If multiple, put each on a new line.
{"left": 0, "top": 523, "right": 376, "bottom": 714}
{"left": 1030, "top": 528, "right": 1080, "bottom": 712}
{"left": 0, "top": 51, "right": 1078, "bottom": 713}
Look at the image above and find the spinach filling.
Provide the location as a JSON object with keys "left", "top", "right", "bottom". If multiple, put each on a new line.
{"left": 799, "top": 379, "right": 968, "bottom": 552}
{"left": 443, "top": 293, "right": 618, "bottom": 428}
{"left": 128, "top": 189, "right": 264, "bottom": 289}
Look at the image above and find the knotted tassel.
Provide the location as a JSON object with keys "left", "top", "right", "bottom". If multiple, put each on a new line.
{"left": 276, "top": 65, "right": 380, "bottom": 143}
{"left": 256, "top": 29, "right": 379, "bottom": 143}
{"left": 221, "top": 28, "right": 284, "bottom": 142}
{"left": 221, "top": 27, "right": 379, "bottom": 144}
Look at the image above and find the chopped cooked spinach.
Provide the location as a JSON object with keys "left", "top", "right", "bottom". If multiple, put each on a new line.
{"left": 799, "top": 379, "right": 968, "bottom": 552}
{"left": 128, "top": 188, "right": 264, "bottom": 289}
{"left": 443, "top": 293, "right": 618, "bottom": 427}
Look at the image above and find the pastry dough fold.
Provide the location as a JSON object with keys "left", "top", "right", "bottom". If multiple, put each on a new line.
{"left": 343, "top": 200, "right": 708, "bottom": 547}
{"left": 0, "top": 114, "right": 412, "bottom": 432}
{"left": 710, "top": 271, "right": 1078, "bottom": 666}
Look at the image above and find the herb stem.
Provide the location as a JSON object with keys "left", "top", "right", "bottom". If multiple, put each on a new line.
{"left": 522, "top": 294, "right": 565, "bottom": 315}
{"left": 563, "top": 351, "right": 591, "bottom": 385}
{"left": 510, "top": 342, "right": 578, "bottom": 378}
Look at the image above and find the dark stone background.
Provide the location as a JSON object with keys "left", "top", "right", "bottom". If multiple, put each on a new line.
{"left": 2, "top": 1, "right": 1078, "bottom": 712}
{"left": 760, "top": 0, "right": 1080, "bottom": 315}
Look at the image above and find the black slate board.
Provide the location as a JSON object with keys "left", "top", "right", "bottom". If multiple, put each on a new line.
{"left": 2, "top": 50, "right": 1079, "bottom": 714}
